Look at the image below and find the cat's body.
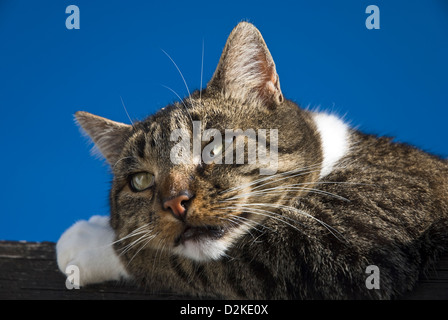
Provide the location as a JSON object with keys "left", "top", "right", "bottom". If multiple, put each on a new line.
{"left": 57, "top": 22, "right": 448, "bottom": 299}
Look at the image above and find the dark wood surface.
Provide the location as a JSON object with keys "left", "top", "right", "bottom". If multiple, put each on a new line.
{"left": 0, "top": 240, "right": 447, "bottom": 300}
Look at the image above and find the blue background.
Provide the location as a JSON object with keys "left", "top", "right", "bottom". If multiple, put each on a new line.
{"left": 1, "top": 1, "right": 447, "bottom": 242}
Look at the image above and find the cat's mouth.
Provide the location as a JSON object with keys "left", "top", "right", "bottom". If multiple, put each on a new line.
{"left": 171, "top": 219, "right": 251, "bottom": 261}
{"left": 174, "top": 225, "right": 225, "bottom": 245}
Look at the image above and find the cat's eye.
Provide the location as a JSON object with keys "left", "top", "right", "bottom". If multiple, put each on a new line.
{"left": 130, "top": 172, "right": 154, "bottom": 192}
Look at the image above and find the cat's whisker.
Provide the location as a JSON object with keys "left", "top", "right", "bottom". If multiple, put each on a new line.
{"left": 295, "top": 181, "right": 374, "bottom": 187}
{"left": 112, "top": 231, "right": 148, "bottom": 249}
{"left": 121, "top": 231, "right": 159, "bottom": 262}
{"left": 119, "top": 233, "right": 149, "bottom": 257}
{"left": 161, "top": 84, "right": 194, "bottom": 125}
{"left": 220, "top": 205, "right": 307, "bottom": 236}
{"left": 221, "top": 164, "right": 319, "bottom": 195}
{"left": 223, "top": 204, "right": 306, "bottom": 228}
{"left": 235, "top": 164, "right": 319, "bottom": 190}
{"left": 268, "top": 182, "right": 371, "bottom": 201}
{"left": 233, "top": 213, "right": 274, "bottom": 239}
{"left": 127, "top": 233, "right": 158, "bottom": 265}
{"left": 112, "top": 156, "right": 138, "bottom": 172}
{"left": 111, "top": 224, "right": 151, "bottom": 245}
{"left": 220, "top": 163, "right": 322, "bottom": 195}
{"left": 118, "top": 229, "right": 151, "bottom": 250}
{"left": 161, "top": 49, "right": 197, "bottom": 126}
{"left": 216, "top": 208, "right": 270, "bottom": 230}
{"left": 113, "top": 224, "right": 156, "bottom": 258}
{"left": 151, "top": 238, "right": 166, "bottom": 275}
{"left": 223, "top": 186, "right": 350, "bottom": 202}
{"left": 120, "top": 237, "right": 145, "bottom": 257}
{"left": 217, "top": 213, "right": 264, "bottom": 235}
{"left": 218, "top": 215, "right": 263, "bottom": 245}
{"left": 120, "top": 96, "right": 134, "bottom": 126}
{"left": 236, "top": 203, "right": 347, "bottom": 243}
{"left": 248, "top": 167, "right": 324, "bottom": 192}
{"left": 161, "top": 49, "right": 193, "bottom": 101}
{"left": 218, "top": 215, "right": 251, "bottom": 235}
{"left": 199, "top": 39, "right": 204, "bottom": 102}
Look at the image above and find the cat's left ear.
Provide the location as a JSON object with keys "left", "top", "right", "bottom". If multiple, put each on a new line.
{"left": 207, "top": 22, "right": 283, "bottom": 107}
{"left": 75, "top": 111, "right": 132, "bottom": 166}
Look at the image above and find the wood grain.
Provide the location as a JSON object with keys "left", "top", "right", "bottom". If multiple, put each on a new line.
{"left": 0, "top": 241, "right": 446, "bottom": 300}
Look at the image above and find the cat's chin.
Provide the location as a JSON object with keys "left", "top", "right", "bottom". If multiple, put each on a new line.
{"left": 172, "top": 224, "right": 229, "bottom": 261}
{"left": 173, "top": 237, "right": 230, "bottom": 262}
{"left": 172, "top": 222, "right": 252, "bottom": 262}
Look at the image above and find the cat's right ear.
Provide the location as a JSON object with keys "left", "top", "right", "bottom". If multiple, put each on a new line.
{"left": 207, "top": 22, "right": 283, "bottom": 108}
{"left": 74, "top": 111, "right": 132, "bottom": 166}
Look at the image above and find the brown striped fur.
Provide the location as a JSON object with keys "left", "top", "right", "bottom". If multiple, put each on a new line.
{"left": 75, "top": 22, "right": 448, "bottom": 299}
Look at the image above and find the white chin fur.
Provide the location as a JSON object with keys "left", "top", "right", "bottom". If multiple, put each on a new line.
{"left": 175, "top": 238, "right": 229, "bottom": 262}
{"left": 173, "top": 223, "right": 252, "bottom": 262}
{"left": 312, "top": 112, "right": 350, "bottom": 179}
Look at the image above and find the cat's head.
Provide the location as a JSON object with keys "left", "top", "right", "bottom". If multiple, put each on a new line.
{"left": 75, "top": 22, "right": 322, "bottom": 262}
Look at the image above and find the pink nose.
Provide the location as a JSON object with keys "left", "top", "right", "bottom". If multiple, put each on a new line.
{"left": 163, "top": 194, "right": 190, "bottom": 219}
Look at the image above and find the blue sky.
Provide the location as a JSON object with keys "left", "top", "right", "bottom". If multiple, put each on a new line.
{"left": 0, "top": 1, "right": 447, "bottom": 242}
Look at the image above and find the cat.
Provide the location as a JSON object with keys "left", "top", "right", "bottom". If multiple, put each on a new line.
{"left": 56, "top": 22, "right": 448, "bottom": 299}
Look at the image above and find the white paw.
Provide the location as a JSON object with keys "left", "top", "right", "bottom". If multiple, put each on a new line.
{"left": 56, "top": 215, "right": 130, "bottom": 286}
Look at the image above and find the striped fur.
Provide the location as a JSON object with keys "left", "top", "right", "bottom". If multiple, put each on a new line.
{"left": 58, "top": 22, "right": 448, "bottom": 299}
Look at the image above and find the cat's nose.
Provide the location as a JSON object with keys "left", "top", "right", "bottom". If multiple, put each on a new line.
{"left": 163, "top": 194, "right": 190, "bottom": 220}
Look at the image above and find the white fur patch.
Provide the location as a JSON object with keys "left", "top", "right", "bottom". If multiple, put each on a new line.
{"left": 313, "top": 112, "right": 350, "bottom": 179}
{"left": 175, "top": 238, "right": 230, "bottom": 262}
{"left": 56, "top": 215, "right": 130, "bottom": 286}
{"left": 173, "top": 221, "right": 254, "bottom": 262}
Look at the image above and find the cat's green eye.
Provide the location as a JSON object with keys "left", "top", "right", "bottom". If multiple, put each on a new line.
{"left": 130, "top": 172, "right": 154, "bottom": 192}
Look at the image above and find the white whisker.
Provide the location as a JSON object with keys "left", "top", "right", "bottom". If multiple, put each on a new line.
{"left": 111, "top": 224, "right": 149, "bottom": 245}
{"left": 112, "top": 156, "right": 137, "bottom": 172}
{"left": 248, "top": 168, "right": 323, "bottom": 192}
{"left": 161, "top": 84, "right": 194, "bottom": 125}
{"left": 220, "top": 205, "right": 307, "bottom": 236}
{"left": 151, "top": 238, "right": 166, "bottom": 275}
{"left": 161, "top": 49, "right": 193, "bottom": 101}
{"left": 217, "top": 213, "right": 264, "bottom": 234}
{"left": 220, "top": 163, "right": 322, "bottom": 195}
{"left": 120, "top": 96, "right": 134, "bottom": 125}
{"left": 127, "top": 233, "right": 158, "bottom": 265}
{"left": 235, "top": 203, "right": 346, "bottom": 242}
{"left": 111, "top": 223, "right": 157, "bottom": 260}
{"left": 223, "top": 185, "right": 350, "bottom": 202}
{"left": 199, "top": 38, "right": 204, "bottom": 102}
{"left": 119, "top": 233, "right": 148, "bottom": 257}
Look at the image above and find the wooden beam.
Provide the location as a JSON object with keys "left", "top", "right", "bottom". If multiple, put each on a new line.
{"left": 1, "top": 240, "right": 447, "bottom": 300}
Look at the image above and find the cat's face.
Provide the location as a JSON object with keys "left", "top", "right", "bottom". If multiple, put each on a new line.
{"left": 75, "top": 22, "right": 322, "bottom": 262}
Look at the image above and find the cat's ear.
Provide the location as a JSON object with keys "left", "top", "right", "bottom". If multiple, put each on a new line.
{"left": 207, "top": 22, "right": 283, "bottom": 107}
{"left": 75, "top": 111, "right": 132, "bottom": 166}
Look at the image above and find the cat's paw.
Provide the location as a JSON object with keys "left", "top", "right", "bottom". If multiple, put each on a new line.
{"left": 56, "top": 215, "right": 130, "bottom": 286}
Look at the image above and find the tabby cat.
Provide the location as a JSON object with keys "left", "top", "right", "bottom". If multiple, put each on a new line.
{"left": 57, "top": 22, "right": 448, "bottom": 299}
